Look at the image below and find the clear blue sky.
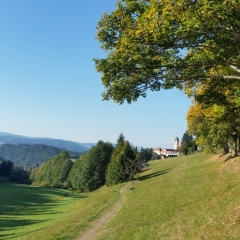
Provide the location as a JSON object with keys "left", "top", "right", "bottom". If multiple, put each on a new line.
{"left": 0, "top": 0, "right": 191, "bottom": 149}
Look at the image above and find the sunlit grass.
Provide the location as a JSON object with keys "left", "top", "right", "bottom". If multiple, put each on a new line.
{"left": 0, "top": 181, "right": 122, "bottom": 240}
{"left": 1, "top": 152, "right": 240, "bottom": 239}
{"left": 96, "top": 153, "right": 240, "bottom": 240}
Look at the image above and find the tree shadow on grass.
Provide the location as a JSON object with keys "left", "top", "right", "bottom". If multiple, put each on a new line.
{"left": 0, "top": 220, "right": 46, "bottom": 240}
{"left": 0, "top": 183, "right": 89, "bottom": 239}
{"left": 137, "top": 168, "right": 173, "bottom": 181}
{"left": 140, "top": 168, "right": 151, "bottom": 174}
{"left": 0, "top": 183, "right": 87, "bottom": 213}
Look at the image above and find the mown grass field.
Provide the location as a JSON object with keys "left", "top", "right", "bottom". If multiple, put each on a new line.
{"left": 0, "top": 178, "right": 123, "bottom": 240}
{"left": 1, "top": 152, "right": 240, "bottom": 239}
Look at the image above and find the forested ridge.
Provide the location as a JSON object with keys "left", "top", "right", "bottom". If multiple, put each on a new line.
{"left": 0, "top": 144, "right": 85, "bottom": 167}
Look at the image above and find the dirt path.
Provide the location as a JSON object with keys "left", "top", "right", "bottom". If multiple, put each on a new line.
{"left": 77, "top": 185, "right": 127, "bottom": 240}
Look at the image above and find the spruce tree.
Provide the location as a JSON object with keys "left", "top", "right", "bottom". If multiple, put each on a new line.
{"left": 106, "top": 134, "right": 139, "bottom": 186}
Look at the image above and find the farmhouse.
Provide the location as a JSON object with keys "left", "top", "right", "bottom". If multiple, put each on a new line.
{"left": 152, "top": 137, "right": 180, "bottom": 158}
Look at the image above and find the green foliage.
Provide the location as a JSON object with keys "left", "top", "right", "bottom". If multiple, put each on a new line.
{"left": 68, "top": 141, "right": 113, "bottom": 192}
{"left": 0, "top": 159, "right": 30, "bottom": 184}
{"left": 67, "top": 156, "right": 86, "bottom": 191}
{"left": 0, "top": 144, "right": 85, "bottom": 167}
{"left": 58, "top": 158, "right": 73, "bottom": 184}
{"left": 179, "top": 132, "right": 196, "bottom": 155}
{"left": 95, "top": 0, "right": 240, "bottom": 158}
{"left": 139, "top": 147, "right": 152, "bottom": 162}
{"left": 187, "top": 87, "right": 240, "bottom": 156}
{"left": 0, "top": 160, "right": 13, "bottom": 178}
{"left": 9, "top": 166, "right": 30, "bottom": 184}
{"left": 95, "top": 0, "right": 240, "bottom": 104}
{"left": 106, "top": 134, "right": 140, "bottom": 186}
{"left": 32, "top": 150, "right": 73, "bottom": 188}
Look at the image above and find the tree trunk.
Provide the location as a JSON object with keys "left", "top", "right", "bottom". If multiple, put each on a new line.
{"left": 231, "top": 135, "right": 238, "bottom": 157}
{"left": 238, "top": 135, "right": 240, "bottom": 152}
{"left": 223, "top": 142, "right": 229, "bottom": 154}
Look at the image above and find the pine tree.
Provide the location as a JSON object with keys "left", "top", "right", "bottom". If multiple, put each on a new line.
{"left": 106, "top": 134, "right": 139, "bottom": 186}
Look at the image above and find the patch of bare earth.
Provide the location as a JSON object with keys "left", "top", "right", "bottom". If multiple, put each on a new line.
{"left": 77, "top": 185, "right": 127, "bottom": 240}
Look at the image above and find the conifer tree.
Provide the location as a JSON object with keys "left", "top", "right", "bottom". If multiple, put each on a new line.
{"left": 106, "top": 134, "right": 139, "bottom": 186}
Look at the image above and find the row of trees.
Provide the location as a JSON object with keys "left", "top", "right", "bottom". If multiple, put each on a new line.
{"left": 0, "top": 159, "right": 30, "bottom": 184}
{"left": 31, "top": 134, "right": 152, "bottom": 192}
{"left": 187, "top": 84, "right": 240, "bottom": 156}
{"left": 95, "top": 0, "right": 240, "bottom": 156}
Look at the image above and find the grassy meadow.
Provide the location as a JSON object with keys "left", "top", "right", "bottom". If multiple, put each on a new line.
{"left": 0, "top": 179, "right": 122, "bottom": 240}
{"left": 1, "top": 152, "right": 240, "bottom": 239}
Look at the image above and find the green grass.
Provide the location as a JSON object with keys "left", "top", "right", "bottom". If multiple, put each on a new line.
{"left": 1, "top": 152, "right": 240, "bottom": 239}
{"left": 96, "top": 153, "right": 240, "bottom": 240}
{"left": 0, "top": 181, "right": 122, "bottom": 240}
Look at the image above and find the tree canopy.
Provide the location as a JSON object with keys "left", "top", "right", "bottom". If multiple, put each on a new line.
{"left": 95, "top": 0, "right": 240, "bottom": 104}
{"left": 179, "top": 132, "right": 196, "bottom": 155}
{"left": 69, "top": 140, "right": 114, "bottom": 192}
{"left": 106, "top": 134, "right": 140, "bottom": 186}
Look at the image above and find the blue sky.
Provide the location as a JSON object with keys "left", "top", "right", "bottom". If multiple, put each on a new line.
{"left": 0, "top": 0, "right": 191, "bottom": 149}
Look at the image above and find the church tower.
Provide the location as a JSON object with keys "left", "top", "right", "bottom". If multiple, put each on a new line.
{"left": 174, "top": 137, "right": 179, "bottom": 150}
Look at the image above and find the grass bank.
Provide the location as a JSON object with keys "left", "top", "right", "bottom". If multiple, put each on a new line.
{"left": 95, "top": 152, "right": 240, "bottom": 240}
{"left": 1, "top": 152, "right": 240, "bottom": 239}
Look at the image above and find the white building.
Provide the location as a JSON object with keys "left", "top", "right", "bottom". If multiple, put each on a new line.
{"left": 152, "top": 137, "right": 180, "bottom": 158}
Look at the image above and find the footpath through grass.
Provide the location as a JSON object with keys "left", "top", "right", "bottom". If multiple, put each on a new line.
{"left": 0, "top": 152, "right": 240, "bottom": 239}
{"left": 95, "top": 152, "right": 240, "bottom": 240}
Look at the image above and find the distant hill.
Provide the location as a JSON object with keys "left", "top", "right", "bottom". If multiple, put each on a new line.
{"left": 0, "top": 144, "right": 86, "bottom": 167}
{"left": 0, "top": 132, "right": 93, "bottom": 152}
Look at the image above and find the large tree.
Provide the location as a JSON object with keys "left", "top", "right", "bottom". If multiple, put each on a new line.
{"left": 106, "top": 134, "right": 140, "bottom": 186}
{"left": 95, "top": 0, "right": 240, "bottom": 104}
{"left": 68, "top": 141, "right": 113, "bottom": 192}
{"left": 77, "top": 141, "right": 114, "bottom": 192}
{"left": 187, "top": 100, "right": 240, "bottom": 156}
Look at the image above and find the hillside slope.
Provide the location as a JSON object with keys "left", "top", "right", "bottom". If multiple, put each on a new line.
{"left": 0, "top": 152, "right": 239, "bottom": 239}
{"left": 94, "top": 153, "right": 240, "bottom": 240}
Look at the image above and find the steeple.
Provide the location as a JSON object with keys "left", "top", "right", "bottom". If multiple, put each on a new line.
{"left": 174, "top": 137, "right": 179, "bottom": 150}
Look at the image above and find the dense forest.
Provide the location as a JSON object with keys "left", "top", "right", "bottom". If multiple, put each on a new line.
{"left": 0, "top": 144, "right": 86, "bottom": 167}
